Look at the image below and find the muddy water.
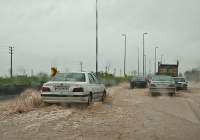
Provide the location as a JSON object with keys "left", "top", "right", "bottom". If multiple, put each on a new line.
{"left": 0, "top": 95, "right": 18, "bottom": 101}
{"left": 0, "top": 82, "right": 200, "bottom": 140}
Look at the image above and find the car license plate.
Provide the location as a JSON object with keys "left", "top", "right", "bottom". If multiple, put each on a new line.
{"left": 55, "top": 86, "right": 69, "bottom": 91}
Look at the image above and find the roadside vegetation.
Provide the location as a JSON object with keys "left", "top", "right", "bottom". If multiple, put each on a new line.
{"left": 0, "top": 71, "right": 132, "bottom": 96}
{"left": 98, "top": 72, "right": 131, "bottom": 87}
{"left": 0, "top": 73, "right": 49, "bottom": 87}
{"left": 0, "top": 73, "right": 49, "bottom": 95}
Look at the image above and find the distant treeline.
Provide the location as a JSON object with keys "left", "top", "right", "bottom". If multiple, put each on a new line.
{"left": 98, "top": 71, "right": 130, "bottom": 87}
{"left": 0, "top": 72, "right": 129, "bottom": 95}
{"left": 185, "top": 69, "right": 200, "bottom": 81}
{"left": 0, "top": 73, "right": 49, "bottom": 95}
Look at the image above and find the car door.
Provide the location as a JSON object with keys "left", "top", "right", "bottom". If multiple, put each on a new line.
{"left": 88, "top": 73, "right": 99, "bottom": 101}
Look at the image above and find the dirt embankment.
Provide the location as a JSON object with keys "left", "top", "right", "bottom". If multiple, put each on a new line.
{"left": 0, "top": 82, "right": 200, "bottom": 140}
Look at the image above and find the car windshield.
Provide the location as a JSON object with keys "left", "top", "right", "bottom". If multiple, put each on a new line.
{"left": 152, "top": 75, "right": 173, "bottom": 81}
{"left": 136, "top": 77, "right": 145, "bottom": 81}
{"left": 51, "top": 73, "right": 86, "bottom": 82}
{"left": 174, "top": 78, "right": 185, "bottom": 82}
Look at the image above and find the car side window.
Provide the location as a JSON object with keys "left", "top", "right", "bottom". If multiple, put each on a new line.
{"left": 91, "top": 73, "right": 99, "bottom": 84}
{"left": 88, "top": 74, "right": 95, "bottom": 84}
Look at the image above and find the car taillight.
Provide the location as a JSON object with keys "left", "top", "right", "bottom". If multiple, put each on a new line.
{"left": 73, "top": 87, "right": 84, "bottom": 92}
{"left": 42, "top": 87, "right": 51, "bottom": 92}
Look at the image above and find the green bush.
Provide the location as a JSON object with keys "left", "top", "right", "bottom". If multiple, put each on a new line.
{"left": 0, "top": 74, "right": 50, "bottom": 88}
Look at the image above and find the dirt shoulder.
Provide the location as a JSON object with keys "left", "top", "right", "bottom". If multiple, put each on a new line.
{"left": 0, "top": 82, "right": 200, "bottom": 140}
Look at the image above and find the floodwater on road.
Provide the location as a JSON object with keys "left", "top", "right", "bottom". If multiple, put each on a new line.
{"left": 0, "top": 82, "right": 200, "bottom": 140}
{"left": 0, "top": 95, "right": 18, "bottom": 101}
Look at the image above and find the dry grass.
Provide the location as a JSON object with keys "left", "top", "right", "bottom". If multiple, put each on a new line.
{"left": 14, "top": 89, "right": 42, "bottom": 113}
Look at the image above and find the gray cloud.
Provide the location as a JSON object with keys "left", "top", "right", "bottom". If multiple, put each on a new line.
{"left": 0, "top": 0, "right": 199, "bottom": 76}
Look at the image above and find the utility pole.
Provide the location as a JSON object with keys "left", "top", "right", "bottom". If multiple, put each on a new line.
{"left": 9, "top": 46, "right": 14, "bottom": 78}
{"left": 143, "top": 33, "right": 148, "bottom": 76}
{"left": 80, "top": 61, "right": 83, "bottom": 72}
{"left": 138, "top": 47, "right": 140, "bottom": 76}
{"left": 144, "top": 54, "right": 146, "bottom": 76}
{"left": 122, "top": 34, "right": 127, "bottom": 77}
{"left": 161, "top": 54, "right": 164, "bottom": 64}
{"left": 113, "top": 68, "right": 116, "bottom": 76}
{"left": 149, "top": 59, "right": 151, "bottom": 74}
{"left": 105, "top": 65, "right": 108, "bottom": 73}
{"left": 31, "top": 69, "right": 34, "bottom": 77}
{"left": 96, "top": 0, "right": 99, "bottom": 76}
{"left": 155, "top": 47, "right": 159, "bottom": 74}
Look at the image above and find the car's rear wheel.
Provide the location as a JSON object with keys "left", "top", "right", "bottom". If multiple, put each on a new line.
{"left": 87, "top": 94, "right": 93, "bottom": 106}
{"left": 101, "top": 90, "right": 107, "bottom": 102}
{"left": 43, "top": 102, "right": 52, "bottom": 106}
{"left": 130, "top": 83, "right": 134, "bottom": 89}
{"left": 183, "top": 85, "right": 187, "bottom": 90}
{"left": 149, "top": 92, "right": 153, "bottom": 96}
{"left": 169, "top": 92, "right": 176, "bottom": 97}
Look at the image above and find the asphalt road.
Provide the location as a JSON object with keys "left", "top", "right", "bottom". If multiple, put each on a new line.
{"left": 0, "top": 82, "right": 200, "bottom": 140}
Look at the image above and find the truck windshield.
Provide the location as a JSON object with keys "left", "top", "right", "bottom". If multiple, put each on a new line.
{"left": 51, "top": 73, "right": 86, "bottom": 82}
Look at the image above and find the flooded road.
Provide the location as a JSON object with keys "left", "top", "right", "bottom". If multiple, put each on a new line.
{"left": 0, "top": 95, "right": 18, "bottom": 101}
{"left": 0, "top": 82, "right": 200, "bottom": 140}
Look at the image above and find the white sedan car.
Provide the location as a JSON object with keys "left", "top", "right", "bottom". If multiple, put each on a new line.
{"left": 41, "top": 72, "right": 106, "bottom": 105}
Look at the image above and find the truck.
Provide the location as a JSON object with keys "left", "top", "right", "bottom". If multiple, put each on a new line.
{"left": 158, "top": 61, "right": 179, "bottom": 77}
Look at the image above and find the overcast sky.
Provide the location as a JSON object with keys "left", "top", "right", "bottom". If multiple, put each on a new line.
{"left": 0, "top": 0, "right": 200, "bottom": 76}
